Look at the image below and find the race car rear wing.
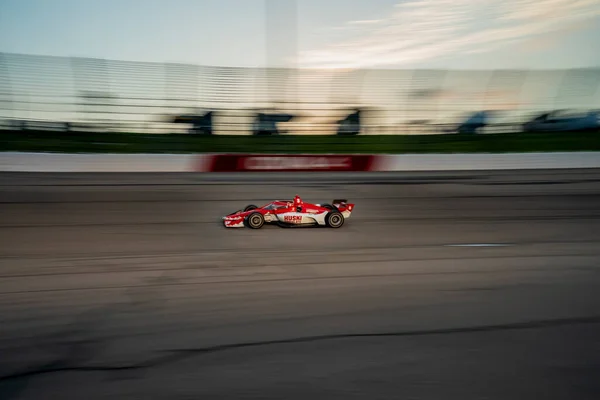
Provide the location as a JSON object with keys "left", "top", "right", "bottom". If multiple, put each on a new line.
{"left": 331, "top": 199, "right": 354, "bottom": 214}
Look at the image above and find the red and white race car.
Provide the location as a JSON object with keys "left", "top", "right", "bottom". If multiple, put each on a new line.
{"left": 222, "top": 195, "right": 354, "bottom": 229}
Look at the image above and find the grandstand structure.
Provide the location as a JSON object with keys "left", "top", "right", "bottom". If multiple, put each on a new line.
{"left": 0, "top": 52, "right": 599, "bottom": 135}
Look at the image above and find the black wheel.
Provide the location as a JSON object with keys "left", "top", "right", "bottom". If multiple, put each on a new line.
{"left": 246, "top": 212, "right": 264, "bottom": 229}
{"left": 326, "top": 211, "right": 344, "bottom": 228}
{"left": 321, "top": 203, "right": 337, "bottom": 211}
{"left": 244, "top": 204, "right": 258, "bottom": 211}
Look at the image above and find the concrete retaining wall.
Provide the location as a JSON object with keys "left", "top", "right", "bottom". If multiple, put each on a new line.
{"left": 1, "top": 152, "right": 600, "bottom": 172}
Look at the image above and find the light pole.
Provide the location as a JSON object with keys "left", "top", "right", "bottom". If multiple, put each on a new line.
{"left": 265, "top": 0, "right": 298, "bottom": 116}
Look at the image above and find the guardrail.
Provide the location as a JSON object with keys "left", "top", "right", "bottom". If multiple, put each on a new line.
{"left": 2, "top": 152, "right": 600, "bottom": 172}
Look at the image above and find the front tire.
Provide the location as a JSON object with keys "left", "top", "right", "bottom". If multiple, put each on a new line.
{"left": 244, "top": 205, "right": 258, "bottom": 211}
{"left": 246, "top": 212, "right": 265, "bottom": 229}
{"left": 326, "top": 211, "right": 344, "bottom": 228}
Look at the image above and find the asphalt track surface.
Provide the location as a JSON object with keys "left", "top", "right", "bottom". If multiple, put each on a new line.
{"left": 1, "top": 170, "right": 600, "bottom": 399}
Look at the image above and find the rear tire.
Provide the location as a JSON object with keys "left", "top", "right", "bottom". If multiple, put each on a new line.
{"left": 326, "top": 211, "right": 344, "bottom": 228}
{"left": 246, "top": 212, "right": 264, "bottom": 229}
{"left": 244, "top": 205, "right": 258, "bottom": 211}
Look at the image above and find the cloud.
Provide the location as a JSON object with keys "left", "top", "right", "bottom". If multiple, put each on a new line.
{"left": 517, "top": 16, "right": 597, "bottom": 52}
{"left": 299, "top": 0, "right": 600, "bottom": 69}
{"left": 348, "top": 19, "right": 384, "bottom": 25}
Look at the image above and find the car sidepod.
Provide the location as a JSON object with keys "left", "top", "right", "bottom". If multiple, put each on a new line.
{"left": 275, "top": 211, "right": 324, "bottom": 226}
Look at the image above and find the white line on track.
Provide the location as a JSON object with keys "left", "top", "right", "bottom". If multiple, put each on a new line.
{"left": 445, "top": 244, "right": 513, "bottom": 247}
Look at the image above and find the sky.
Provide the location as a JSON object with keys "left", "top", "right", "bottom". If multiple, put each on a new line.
{"left": 1, "top": 0, "right": 600, "bottom": 70}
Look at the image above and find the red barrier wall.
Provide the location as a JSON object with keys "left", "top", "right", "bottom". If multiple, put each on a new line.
{"left": 202, "top": 154, "right": 381, "bottom": 172}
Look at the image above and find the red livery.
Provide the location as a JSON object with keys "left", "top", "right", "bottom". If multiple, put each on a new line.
{"left": 222, "top": 195, "right": 354, "bottom": 229}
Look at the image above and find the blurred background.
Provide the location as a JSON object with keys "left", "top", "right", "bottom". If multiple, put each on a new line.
{"left": 1, "top": 0, "right": 599, "bottom": 137}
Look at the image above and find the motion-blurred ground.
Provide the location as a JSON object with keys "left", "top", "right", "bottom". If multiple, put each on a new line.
{"left": 1, "top": 171, "right": 599, "bottom": 399}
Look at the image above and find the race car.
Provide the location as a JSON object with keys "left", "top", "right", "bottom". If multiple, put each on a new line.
{"left": 222, "top": 195, "right": 353, "bottom": 229}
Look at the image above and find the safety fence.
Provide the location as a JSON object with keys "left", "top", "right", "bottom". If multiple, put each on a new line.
{"left": 1, "top": 52, "right": 599, "bottom": 135}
